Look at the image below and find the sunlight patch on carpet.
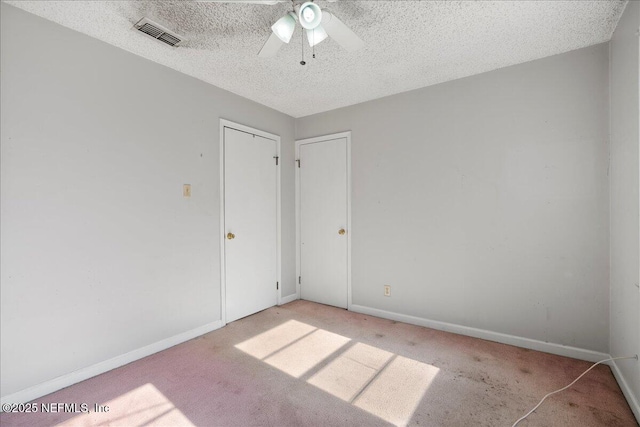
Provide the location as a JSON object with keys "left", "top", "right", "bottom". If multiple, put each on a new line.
{"left": 235, "top": 319, "right": 351, "bottom": 378}
{"left": 353, "top": 356, "right": 439, "bottom": 425}
{"left": 235, "top": 319, "right": 316, "bottom": 360}
{"left": 308, "top": 342, "right": 394, "bottom": 402}
{"left": 236, "top": 320, "right": 440, "bottom": 425}
{"left": 58, "top": 383, "right": 194, "bottom": 426}
{"left": 264, "top": 329, "right": 351, "bottom": 378}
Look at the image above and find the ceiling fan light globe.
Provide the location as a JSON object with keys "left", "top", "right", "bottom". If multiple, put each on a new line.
{"left": 303, "top": 8, "right": 315, "bottom": 23}
{"left": 271, "top": 13, "right": 296, "bottom": 43}
{"left": 306, "top": 25, "right": 328, "bottom": 47}
{"left": 298, "top": 2, "right": 322, "bottom": 30}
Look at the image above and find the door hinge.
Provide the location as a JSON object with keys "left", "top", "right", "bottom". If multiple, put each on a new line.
{"left": 274, "top": 156, "right": 279, "bottom": 166}
{"left": 277, "top": 281, "right": 279, "bottom": 290}
{"left": 298, "top": 276, "right": 301, "bottom": 284}
{"left": 296, "top": 159, "right": 300, "bottom": 168}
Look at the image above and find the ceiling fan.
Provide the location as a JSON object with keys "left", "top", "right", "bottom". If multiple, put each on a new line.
{"left": 211, "top": 0, "right": 364, "bottom": 58}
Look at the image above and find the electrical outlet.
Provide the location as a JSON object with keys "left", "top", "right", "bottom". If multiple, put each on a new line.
{"left": 183, "top": 184, "right": 191, "bottom": 198}
{"left": 384, "top": 285, "right": 391, "bottom": 297}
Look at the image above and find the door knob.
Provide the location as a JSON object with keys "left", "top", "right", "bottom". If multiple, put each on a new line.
{"left": 338, "top": 228, "right": 346, "bottom": 235}
{"left": 227, "top": 232, "right": 235, "bottom": 240}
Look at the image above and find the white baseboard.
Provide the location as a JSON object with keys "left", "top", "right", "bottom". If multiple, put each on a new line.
{"left": 349, "top": 305, "right": 610, "bottom": 363}
{"left": 1, "top": 320, "right": 223, "bottom": 406}
{"left": 610, "top": 359, "right": 640, "bottom": 423}
{"left": 279, "top": 293, "right": 299, "bottom": 305}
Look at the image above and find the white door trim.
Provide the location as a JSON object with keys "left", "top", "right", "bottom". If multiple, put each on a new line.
{"left": 220, "top": 118, "right": 281, "bottom": 327}
{"left": 295, "top": 131, "right": 352, "bottom": 309}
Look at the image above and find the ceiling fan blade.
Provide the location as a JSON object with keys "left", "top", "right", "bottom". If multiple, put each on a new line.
{"left": 321, "top": 11, "right": 364, "bottom": 52}
{"left": 258, "top": 32, "right": 284, "bottom": 57}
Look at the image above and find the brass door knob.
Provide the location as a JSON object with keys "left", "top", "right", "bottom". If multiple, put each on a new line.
{"left": 338, "top": 229, "right": 346, "bottom": 235}
{"left": 227, "top": 232, "right": 235, "bottom": 240}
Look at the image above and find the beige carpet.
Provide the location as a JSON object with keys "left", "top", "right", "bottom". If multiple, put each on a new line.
{"left": 1, "top": 300, "right": 637, "bottom": 426}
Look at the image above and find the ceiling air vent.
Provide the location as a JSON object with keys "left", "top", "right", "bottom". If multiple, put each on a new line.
{"left": 133, "top": 18, "right": 183, "bottom": 47}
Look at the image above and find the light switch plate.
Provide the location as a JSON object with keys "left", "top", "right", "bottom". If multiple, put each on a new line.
{"left": 183, "top": 184, "right": 191, "bottom": 197}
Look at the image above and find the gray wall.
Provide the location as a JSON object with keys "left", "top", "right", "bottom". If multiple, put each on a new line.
{"left": 0, "top": 3, "right": 296, "bottom": 398}
{"left": 297, "top": 43, "right": 611, "bottom": 352}
{"left": 610, "top": 0, "right": 640, "bottom": 414}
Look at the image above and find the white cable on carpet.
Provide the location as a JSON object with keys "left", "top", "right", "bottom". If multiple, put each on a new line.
{"left": 512, "top": 354, "right": 638, "bottom": 427}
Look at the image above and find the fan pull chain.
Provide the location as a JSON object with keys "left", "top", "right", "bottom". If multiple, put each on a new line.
{"left": 300, "top": 29, "right": 306, "bottom": 65}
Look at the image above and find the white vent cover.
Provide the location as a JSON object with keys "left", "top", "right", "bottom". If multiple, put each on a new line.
{"left": 134, "top": 18, "right": 183, "bottom": 47}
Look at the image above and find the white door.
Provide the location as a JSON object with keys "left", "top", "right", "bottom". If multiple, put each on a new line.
{"left": 224, "top": 126, "right": 278, "bottom": 323}
{"left": 298, "top": 136, "right": 349, "bottom": 308}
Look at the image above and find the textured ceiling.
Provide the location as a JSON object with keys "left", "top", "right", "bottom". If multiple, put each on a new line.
{"left": 5, "top": 0, "right": 626, "bottom": 117}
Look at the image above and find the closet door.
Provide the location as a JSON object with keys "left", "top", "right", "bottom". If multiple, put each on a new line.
{"left": 224, "top": 126, "right": 278, "bottom": 322}
{"left": 298, "top": 136, "right": 348, "bottom": 309}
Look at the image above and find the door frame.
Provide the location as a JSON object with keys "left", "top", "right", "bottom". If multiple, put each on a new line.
{"left": 219, "top": 118, "right": 281, "bottom": 327}
{"left": 295, "top": 131, "right": 352, "bottom": 310}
